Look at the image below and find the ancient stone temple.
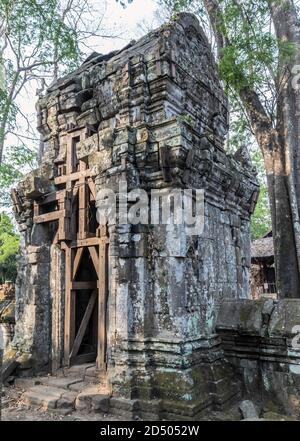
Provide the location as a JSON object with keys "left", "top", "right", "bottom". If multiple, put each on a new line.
{"left": 11, "top": 14, "right": 260, "bottom": 419}
{"left": 0, "top": 283, "right": 15, "bottom": 349}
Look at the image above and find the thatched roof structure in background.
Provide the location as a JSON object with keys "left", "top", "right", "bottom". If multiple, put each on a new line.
{"left": 251, "top": 232, "right": 274, "bottom": 260}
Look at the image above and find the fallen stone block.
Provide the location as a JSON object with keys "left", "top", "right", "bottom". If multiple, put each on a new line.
{"left": 75, "top": 385, "right": 110, "bottom": 413}
{"left": 22, "top": 385, "right": 63, "bottom": 410}
{"left": 1, "top": 358, "right": 19, "bottom": 383}
{"left": 239, "top": 400, "right": 259, "bottom": 420}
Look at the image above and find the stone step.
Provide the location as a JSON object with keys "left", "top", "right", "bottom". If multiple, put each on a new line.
{"left": 69, "top": 381, "right": 90, "bottom": 392}
{"left": 15, "top": 377, "right": 42, "bottom": 390}
{"left": 18, "top": 364, "right": 112, "bottom": 416}
{"left": 109, "top": 397, "right": 140, "bottom": 420}
{"left": 84, "top": 365, "right": 100, "bottom": 383}
{"left": 75, "top": 385, "right": 110, "bottom": 413}
{"left": 22, "top": 385, "right": 77, "bottom": 412}
{"left": 23, "top": 385, "right": 64, "bottom": 410}
{"left": 44, "top": 376, "right": 83, "bottom": 390}
{"left": 66, "top": 363, "right": 95, "bottom": 377}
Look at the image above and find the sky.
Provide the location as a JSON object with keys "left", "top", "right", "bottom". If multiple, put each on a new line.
{"left": 94, "top": 0, "right": 161, "bottom": 53}
{"left": 7, "top": 0, "right": 163, "bottom": 157}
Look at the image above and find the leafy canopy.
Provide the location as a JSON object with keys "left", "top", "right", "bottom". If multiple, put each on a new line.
{"left": 0, "top": 213, "right": 19, "bottom": 283}
{"left": 160, "top": 0, "right": 275, "bottom": 238}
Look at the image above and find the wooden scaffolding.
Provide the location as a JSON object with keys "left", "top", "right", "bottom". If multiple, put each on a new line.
{"left": 32, "top": 127, "right": 109, "bottom": 371}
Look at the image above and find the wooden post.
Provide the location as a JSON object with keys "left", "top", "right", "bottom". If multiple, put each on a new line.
{"left": 63, "top": 244, "right": 75, "bottom": 366}
{"left": 97, "top": 241, "right": 108, "bottom": 371}
{"left": 78, "top": 160, "right": 87, "bottom": 240}
{"left": 32, "top": 127, "right": 109, "bottom": 368}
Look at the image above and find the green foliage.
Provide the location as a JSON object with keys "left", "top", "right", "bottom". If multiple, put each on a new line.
{"left": 217, "top": 1, "right": 278, "bottom": 91}
{"left": 227, "top": 101, "right": 272, "bottom": 239}
{"left": 0, "top": 213, "right": 19, "bottom": 283}
{"left": 0, "top": 0, "right": 95, "bottom": 207}
{"left": 2, "top": 0, "right": 81, "bottom": 66}
{"left": 0, "top": 145, "right": 37, "bottom": 208}
{"left": 251, "top": 183, "right": 272, "bottom": 240}
{"left": 227, "top": 97, "right": 251, "bottom": 152}
{"left": 0, "top": 0, "right": 82, "bottom": 146}
{"left": 249, "top": 149, "right": 272, "bottom": 239}
{"left": 160, "top": 0, "right": 275, "bottom": 239}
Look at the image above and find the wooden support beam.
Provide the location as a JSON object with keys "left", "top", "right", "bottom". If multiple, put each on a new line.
{"left": 70, "top": 192, "right": 78, "bottom": 239}
{"left": 88, "top": 246, "right": 99, "bottom": 271}
{"left": 72, "top": 183, "right": 80, "bottom": 199}
{"left": 53, "top": 228, "right": 59, "bottom": 245}
{"left": 34, "top": 209, "right": 65, "bottom": 224}
{"left": 33, "top": 201, "right": 39, "bottom": 217}
{"left": 32, "top": 128, "right": 109, "bottom": 368}
{"left": 58, "top": 193, "right": 72, "bottom": 241}
{"left": 54, "top": 169, "right": 95, "bottom": 185}
{"left": 66, "top": 135, "right": 79, "bottom": 175}
{"left": 70, "top": 237, "right": 106, "bottom": 248}
{"left": 39, "top": 190, "right": 65, "bottom": 205}
{"left": 70, "top": 290, "right": 97, "bottom": 359}
{"left": 64, "top": 245, "right": 75, "bottom": 366}
{"left": 87, "top": 178, "right": 96, "bottom": 200}
{"left": 71, "top": 281, "right": 97, "bottom": 290}
{"left": 78, "top": 160, "right": 87, "bottom": 240}
{"left": 73, "top": 247, "right": 84, "bottom": 279}
{"left": 97, "top": 242, "right": 108, "bottom": 371}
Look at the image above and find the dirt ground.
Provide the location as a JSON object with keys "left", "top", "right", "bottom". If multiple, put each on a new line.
{"left": 1, "top": 385, "right": 123, "bottom": 421}
{"left": 1, "top": 384, "right": 296, "bottom": 421}
{"left": 1, "top": 384, "right": 241, "bottom": 421}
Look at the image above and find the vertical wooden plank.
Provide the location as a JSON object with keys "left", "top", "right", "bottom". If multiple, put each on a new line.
{"left": 73, "top": 247, "right": 84, "bottom": 279}
{"left": 78, "top": 160, "right": 87, "bottom": 240}
{"left": 87, "top": 177, "right": 96, "bottom": 200}
{"left": 58, "top": 191, "right": 72, "bottom": 241}
{"left": 33, "top": 201, "right": 39, "bottom": 217}
{"left": 58, "top": 194, "right": 65, "bottom": 241}
{"left": 88, "top": 246, "right": 99, "bottom": 271}
{"left": 66, "top": 135, "right": 73, "bottom": 176}
{"left": 70, "top": 192, "right": 78, "bottom": 239}
{"left": 64, "top": 244, "right": 75, "bottom": 366}
{"left": 97, "top": 241, "right": 108, "bottom": 371}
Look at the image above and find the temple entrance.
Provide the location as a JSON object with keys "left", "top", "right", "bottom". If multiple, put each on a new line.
{"left": 32, "top": 127, "right": 109, "bottom": 371}
{"left": 62, "top": 239, "right": 109, "bottom": 369}
{"left": 66, "top": 248, "right": 99, "bottom": 366}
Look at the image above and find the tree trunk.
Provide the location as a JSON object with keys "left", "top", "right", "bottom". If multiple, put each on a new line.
{"left": 240, "top": 85, "right": 300, "bottom": 297}
{"left": 265, "top": 132, "right": 300, "bottom": 298}
{"left": 268, "top": 0, "right": 300, "bottom": 297}
{"left": 0, "top": 112, "right": 8, "bottom": 164}
{"left": 203, "top": 0, "right": 300, "bottom": 297}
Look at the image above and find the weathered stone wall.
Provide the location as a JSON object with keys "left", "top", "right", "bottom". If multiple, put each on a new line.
{"left": 0, "top": 283, "right": 15, "bottom": 349}
{"left": 0, "top": 327, "right": 3, "bottom": 420}
{"left": 11, "top": 13, "right": 258, "bottom": 418}
{"left": 217, "top": 299, "right": 300, "bottom": 418}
